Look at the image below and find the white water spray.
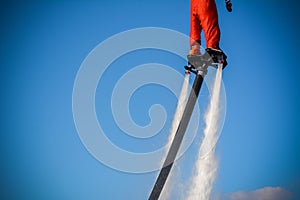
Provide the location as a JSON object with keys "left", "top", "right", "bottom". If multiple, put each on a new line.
{"left": 159, "top": 72, "right": 190, "bottom": 200}
{"left": 187, "top": 65, "right": 223, "bottom": 200}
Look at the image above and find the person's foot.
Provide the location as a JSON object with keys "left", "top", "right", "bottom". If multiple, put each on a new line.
{"left": 189, "top": 44, "right": 200, "bottom": 55}
{"left": 206, "top": 48, "right": 228, "bottom": 68}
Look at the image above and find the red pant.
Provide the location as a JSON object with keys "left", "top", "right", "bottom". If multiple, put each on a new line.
{"left": 190, "top": 0, "right": 220, "bottom": 49}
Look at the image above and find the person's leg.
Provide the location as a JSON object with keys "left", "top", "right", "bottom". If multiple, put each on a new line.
{"left": 189, "top": 1, "right": 202, "bottom": 55}
{"left": 190, "top": 15, "right": 201, "bottom": 47}
{"left": 198, "top": 0, "right": 220, "bottom": 49}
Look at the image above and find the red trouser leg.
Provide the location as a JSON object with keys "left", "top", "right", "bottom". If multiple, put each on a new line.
{"left": 190, "top": 0, "right": 220, "bottom": 49}
{"left": 190, "top": 4, "right": 202, "bottom": 47}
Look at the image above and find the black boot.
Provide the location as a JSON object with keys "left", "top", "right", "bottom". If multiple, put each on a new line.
{"left": 205, "top": 48, "right": 228, "bottom": 69}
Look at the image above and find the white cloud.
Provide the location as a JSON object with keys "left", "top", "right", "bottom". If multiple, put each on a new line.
{"left": 215, "top": 186, "right": 292, "bottom": 200}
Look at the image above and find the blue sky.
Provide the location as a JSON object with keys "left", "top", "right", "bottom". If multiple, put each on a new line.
{"left": 1, "top": 0, "right": 300, "bottom": 200}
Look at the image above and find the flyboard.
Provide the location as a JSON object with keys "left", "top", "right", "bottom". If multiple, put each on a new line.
{"left": 148, "top": 49, "right": 227, "bottom": 200}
